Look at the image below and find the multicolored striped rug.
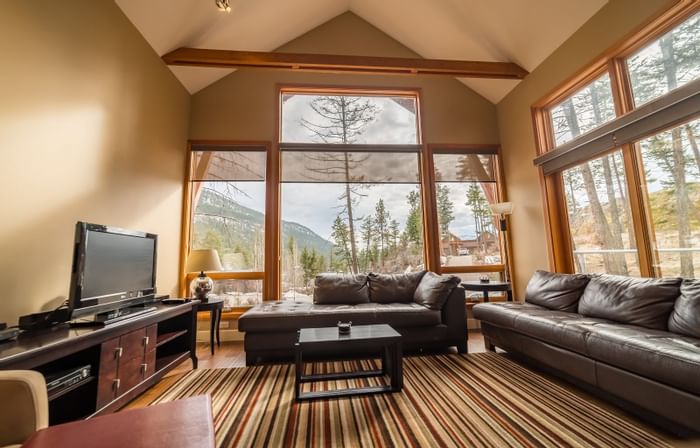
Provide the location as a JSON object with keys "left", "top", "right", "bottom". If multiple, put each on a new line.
{"left": 146, "top": 353, "right": 672, "bottom": 447}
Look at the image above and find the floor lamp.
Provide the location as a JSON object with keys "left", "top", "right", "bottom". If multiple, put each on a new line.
{"left": 490, "top": 202, "right": 513, "bottom": 283}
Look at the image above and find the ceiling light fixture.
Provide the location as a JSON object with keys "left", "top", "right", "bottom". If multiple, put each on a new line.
{"left": 215, "top": 0, "right": 231, "bottom": 13}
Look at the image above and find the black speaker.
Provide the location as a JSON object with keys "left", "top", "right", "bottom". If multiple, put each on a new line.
{"left": 18, "top": 308, "right": 71, "bottom": 331}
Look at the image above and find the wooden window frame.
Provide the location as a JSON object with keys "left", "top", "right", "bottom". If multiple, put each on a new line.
{"left": 426, "top": 144, "right": 511, "bottom": 281}
{"left": 532, "top": 1, "right": 700, "bottom": 276}
{"left": 179, "top": 141, "right": 272, "bottom": 309}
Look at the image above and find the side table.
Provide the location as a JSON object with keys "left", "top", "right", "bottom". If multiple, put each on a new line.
{"left": 196, "top": 297, "right": 224, "bottom": 355}
{"left": 461, "top": 281, "right": 513, "bottom": 302}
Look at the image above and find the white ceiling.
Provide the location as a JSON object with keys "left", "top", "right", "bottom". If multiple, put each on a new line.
{"left": 115, "top": 0, "right": 607, "bottom": 103}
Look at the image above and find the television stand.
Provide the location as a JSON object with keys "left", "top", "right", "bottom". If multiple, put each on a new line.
{"left": 95, "top": 305, "right": 157, "bottom": 325}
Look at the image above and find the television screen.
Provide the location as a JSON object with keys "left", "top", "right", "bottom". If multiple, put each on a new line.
{"left": 82, "top": 231, "right": 155, "bottom": 300}
{"left": 70, "top": 222, "right": 157, "bottom": 317}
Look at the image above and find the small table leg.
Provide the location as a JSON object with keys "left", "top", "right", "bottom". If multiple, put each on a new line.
{"left": 215, "top": 308, "right": 222, "bottom": 348}
{"left": 483, "top": 291, "right": 490, "bottom": 303}
{"left": 209, "top": 309, "right": 216, "bottom": 355}
{"left": 507, "top": 290, "right": 513, "bottom": 301}
{"left": 294, "top": 342, "right": 302, "bottom": 401}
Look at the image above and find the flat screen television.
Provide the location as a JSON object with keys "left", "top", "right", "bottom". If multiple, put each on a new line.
{"left": 69, "top": 222, "right": 158, "bottom": 319}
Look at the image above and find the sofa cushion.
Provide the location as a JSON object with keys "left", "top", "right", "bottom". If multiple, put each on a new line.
{"left": 578, "top": 274, "right": 682, "bottom": 330}
{"left": 524, "top": 270, "right": 590, "bottom": 312}
{"left": 585, "top": 323, "right": 700, "bottom": 395}
{"left": 414, "top": 272, "right": 460, "bottom": 310}
{"left": 668, "top": 279, "right": 700, "bottom": 338}
{"left": 474, "top": 302, "right": 610, "bottom": 356}
{"left": 368, "top": 271, "right": 426, "bottom": 303}
{"left": 313, "top": 273, "right": 369, "bottom": 305}
{"left": 238, "top": 301, "right": 441, "bottom": 333}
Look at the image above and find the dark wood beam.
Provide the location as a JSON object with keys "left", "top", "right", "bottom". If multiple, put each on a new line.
{"left": 162, "top": 48, "right": 529, "bottom": 80}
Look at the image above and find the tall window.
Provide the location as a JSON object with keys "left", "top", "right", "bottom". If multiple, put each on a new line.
{"left": 562, "top": 151, "right": 639, "bottom": 275}
{"left": 186, "top": 147, "right": 266, "bottom": 306}
{"left": 637, "top": 118, "right": 700, "bottom": 277}
{"left": 534, "top": 5, "right": 700, "bottom": 278}
{"left": 279, "top": 92, "right": 423, "bottom": 301}
{"left": 430, "top": 147, "right": 508, "bottom": 294}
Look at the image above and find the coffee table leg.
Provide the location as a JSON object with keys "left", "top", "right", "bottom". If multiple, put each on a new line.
{"left": 294, "top": 342, "right": 302, "bottom": 401}
{"left": 391, "top": 342, "right": 403, "bottom": 392}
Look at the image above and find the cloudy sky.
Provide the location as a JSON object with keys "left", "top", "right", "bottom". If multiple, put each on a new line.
{"left": 209, "top": 94, "right": 488, "bottom": 242}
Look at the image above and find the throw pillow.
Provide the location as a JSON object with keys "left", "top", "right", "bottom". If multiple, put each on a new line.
{"left": 368, "top": 271, "right": 427, "bottom": 303}
{"left": 524, "top": 270, "right": 590, "bottom": 312}
{"left": 578, "top": 274, "right": 682, "bottom": 330}
{"left": 668, "top": 279, "right": 700, "bottom": 338}
{"left": 414, "top": 272, "right": 461, "bottom": 310}
{"left": 313, "top": 273, "right": 369, "bottom": 305}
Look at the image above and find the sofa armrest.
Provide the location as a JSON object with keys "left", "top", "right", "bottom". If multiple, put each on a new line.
{"left": 442, "top": 286, "right": 467, "bottom": 348}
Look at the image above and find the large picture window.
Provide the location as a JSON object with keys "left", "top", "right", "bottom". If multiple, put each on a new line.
{"left": 279, "top": 92, "right": 424, "bottom": 301}
{"left": 181, "top": 90, "right": 510, "bottom": 303}
{"left": 533, "top": 4, "right": 700, "bottom": 278}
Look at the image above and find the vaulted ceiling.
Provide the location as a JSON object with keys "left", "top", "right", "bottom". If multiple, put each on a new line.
{"left": 115, "top": 0, "right": 607, "bottom": 103}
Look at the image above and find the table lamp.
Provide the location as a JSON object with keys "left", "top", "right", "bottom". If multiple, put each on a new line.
{"left": 186, "top": 249, "right": 223, "bottom": 301}
{"left": 489, "top": 202, "right": 513, "bottom": 282}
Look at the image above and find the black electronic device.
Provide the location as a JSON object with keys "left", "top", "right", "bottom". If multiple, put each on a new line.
{"left": 69, "top": 222, "right": 158, "bottom": 323}
{"left": 0, "top": 328, "right": 20, "bottom": 343}
{"left": 45, "top": 364, "right": 92, "bottom": 394}
{"left": 18, "top": 308, "right": 72, "bottom": 331}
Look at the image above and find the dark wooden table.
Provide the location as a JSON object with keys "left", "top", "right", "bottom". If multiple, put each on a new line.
{"left": 461, "top": 280, "right": 513, "bottom": 302}
{"left": 196, "top": 298, "right": 224, "bottom": 355}
{"left": 21, "top": 395, "right": 215, "bottom": 448}
{"left": 294, "top": 324, "right": 403, "bottom": 401}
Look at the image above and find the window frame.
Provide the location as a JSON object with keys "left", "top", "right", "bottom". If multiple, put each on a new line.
{"left": 425, "top": 144, "right": 511, "bottom": 280}
{"left": 531, "top": 2, "right": 700, "bottom": 277}
{"left": 179, "top": 141, "right": 273, "bottom": 312}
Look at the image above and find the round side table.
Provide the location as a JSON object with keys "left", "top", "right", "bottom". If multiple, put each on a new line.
{"left": 196, "top": 297, "right": 224, "bottom": 355}
{"left": 460, "top": 281, "right": 513, "bottom": 302}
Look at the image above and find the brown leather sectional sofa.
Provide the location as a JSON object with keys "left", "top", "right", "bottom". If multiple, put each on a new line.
{"left": 474, "top": 270, "right": 700, "bottom": 435}
{"left": 239, "top": 271, "right": 467, "bottom": 365}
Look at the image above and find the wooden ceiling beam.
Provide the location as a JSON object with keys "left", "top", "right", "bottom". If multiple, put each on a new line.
{"left": 162, "top": 47, "right": 529, "bottom": 80}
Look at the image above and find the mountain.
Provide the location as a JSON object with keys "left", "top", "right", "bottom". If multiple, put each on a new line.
{"left": 194, "top": 188, "right": 334, "bottom": 258}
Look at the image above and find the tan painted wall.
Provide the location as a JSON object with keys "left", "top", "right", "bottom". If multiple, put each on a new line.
{"left": 0, "top": 1, "right": 190, "bottom": 324}
{"left": 496, "top": 0, "right": 675, "bottom": 296}
{"left": 190, "top": 12, "right": 499, "bottom": 144}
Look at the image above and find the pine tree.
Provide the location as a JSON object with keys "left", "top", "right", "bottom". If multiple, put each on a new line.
{"left": 404, "top": 190, "right": 423, "bottom": 246}
{"left": 300, "top": 96, "right": 380, "bottom": 274}
{"left": 330, "top": 215, "right": 352, "bottom": 271}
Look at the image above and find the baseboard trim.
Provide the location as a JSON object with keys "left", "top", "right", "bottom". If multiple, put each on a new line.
{"left": 196, "top": 329, "right": 244, "bottom": 342}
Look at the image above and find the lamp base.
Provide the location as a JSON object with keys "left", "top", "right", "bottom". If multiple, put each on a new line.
{"left": 190, "top": 272, "right": 214, "bottom": 302}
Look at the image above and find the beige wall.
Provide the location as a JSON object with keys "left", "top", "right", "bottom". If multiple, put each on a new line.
{"left": 496, "top": 0, "right": 675, "bottom": 295}
{"left": 0, "top": 1, "right": 190, "bottom": 324}
{"left": 190, "top": 12, "right": 499, "bottom": 144}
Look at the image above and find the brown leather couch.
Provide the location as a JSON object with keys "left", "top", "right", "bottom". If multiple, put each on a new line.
{"left": 474, "top": 271, "right": 700, "bottom": 436}
{"left": 239, "top": 271, "right": 467, "bottom": 365}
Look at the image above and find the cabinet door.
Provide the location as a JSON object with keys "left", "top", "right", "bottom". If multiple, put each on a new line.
{"left": 119, "top": 328, "right": 147, "bottom": 362}
{"left": 96, "top": 337, "right": 120, "bottom": 410}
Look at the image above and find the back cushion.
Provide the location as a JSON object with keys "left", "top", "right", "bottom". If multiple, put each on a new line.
{"left": 313, "top": 274, "right": 369, "bottom": 305}
{"left": 368, "top": 271, "right": 426, "bottom": 303}
{"left": 525, "top": 270, "right": 590, "bottom": 312}
{"left": 668, "top": 279, "right": 700, "bottom": 338}
{"left": 414, "top": 272, "right": 461, "bottom": 310}
{"left": 578, "top": 274, "right": 682, "bottom": 330}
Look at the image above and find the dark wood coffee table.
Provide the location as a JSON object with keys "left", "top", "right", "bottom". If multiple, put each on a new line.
{"left": 294, "top": 324, "right": 403, "bottom": 401}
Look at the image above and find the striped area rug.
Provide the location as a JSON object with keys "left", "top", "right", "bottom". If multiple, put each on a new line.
{"left": 147, "top": 353, "right": 672, "bottom": 447}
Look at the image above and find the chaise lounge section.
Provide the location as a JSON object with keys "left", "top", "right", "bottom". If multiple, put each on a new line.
{"left": 474, "top": 270, "right": 700, "bottom": 435}
{"left": 239, "top": 271, "right": 467, "bottom": 365}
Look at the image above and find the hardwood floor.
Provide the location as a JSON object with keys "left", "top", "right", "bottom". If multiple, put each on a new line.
{"left": 127, "top": 330, "right": 486, "bottom": 409}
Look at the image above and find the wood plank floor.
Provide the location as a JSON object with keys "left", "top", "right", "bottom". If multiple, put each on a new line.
{"left": 127, "top": 330, "right": 486, "bottom": 409}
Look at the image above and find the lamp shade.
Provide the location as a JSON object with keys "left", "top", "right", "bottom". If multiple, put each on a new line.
{"left": 186, "top": 249, "right": 223, "bottom": 273}
{"left": 490, "top": 202, "right": 514, "bottom": 216}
